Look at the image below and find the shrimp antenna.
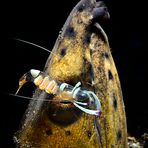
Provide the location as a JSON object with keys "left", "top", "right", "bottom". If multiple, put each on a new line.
{"left": 7, "top": 92, "right": 67, "bottom": 103}
{"left": 7, "top": 93, "right": 50, "bottom": 102}
{"left": 94, "top": 23, "right": 109, "bottom": 47}
{"left": 14, "top": 38, "right": 56, "bottom": 56}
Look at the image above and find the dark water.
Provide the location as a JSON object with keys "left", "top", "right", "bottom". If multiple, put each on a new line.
{"left": 0, "top": 0, "right": 147, "bottom": 147}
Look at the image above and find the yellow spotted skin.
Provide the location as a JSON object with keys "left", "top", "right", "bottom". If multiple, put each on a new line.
{"left": 14, "top": 0, "right": 127, "bottom": 147}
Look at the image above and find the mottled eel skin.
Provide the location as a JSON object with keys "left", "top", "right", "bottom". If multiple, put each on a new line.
{"left": 14, "top": 0, "right": 127, "bottom": 147}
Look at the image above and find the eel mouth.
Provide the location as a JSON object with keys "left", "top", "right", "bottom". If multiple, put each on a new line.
{"left": 49, "top": 91, "right": 75, "bottom": 108}
{"left": 60, "top": 100, "right": 72, "bottom": 104}
{"left": 47, "top": 99, "right": 82, "bottom": 126}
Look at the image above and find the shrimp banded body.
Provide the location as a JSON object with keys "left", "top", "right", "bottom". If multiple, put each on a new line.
{"left": 14, "top": 0, "right": 127, "bottom": 147}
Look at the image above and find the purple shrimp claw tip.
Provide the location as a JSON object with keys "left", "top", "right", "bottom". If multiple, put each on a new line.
{"left": 96, "top": 111, "right": 102, "bottom": 117}
{"left": 90, "top": 100, "right": 94, "bottom": 105}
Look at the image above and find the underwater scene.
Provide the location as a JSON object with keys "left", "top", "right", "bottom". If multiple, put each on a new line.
{"left": 0, "top": 0, "right": 147, "bottom": 147}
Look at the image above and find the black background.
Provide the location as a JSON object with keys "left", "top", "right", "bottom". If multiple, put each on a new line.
{"left": 0, "top": 0, "right": 147, "bottom": 147}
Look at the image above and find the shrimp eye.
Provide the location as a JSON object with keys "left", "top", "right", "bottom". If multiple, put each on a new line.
{"left": 30, "top": 69, "right": 40, "bottom": 78}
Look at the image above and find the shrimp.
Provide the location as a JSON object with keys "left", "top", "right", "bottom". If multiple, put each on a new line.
{"left": 16, "top": 69, "right": 101, "bottom": 116}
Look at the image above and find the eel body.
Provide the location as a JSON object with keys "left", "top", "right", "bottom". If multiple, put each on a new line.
{"left": 14, "top": 0, "right": 127, "bottom": 147}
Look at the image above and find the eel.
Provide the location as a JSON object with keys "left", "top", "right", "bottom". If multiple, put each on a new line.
{"left": 14, "top": 0, "right": 128, "bottom": 147}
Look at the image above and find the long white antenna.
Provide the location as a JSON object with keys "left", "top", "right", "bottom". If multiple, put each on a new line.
{"left": 14, "top": 38, "right": 55, "bottom": 55}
